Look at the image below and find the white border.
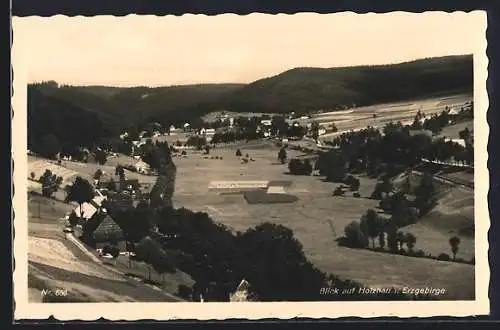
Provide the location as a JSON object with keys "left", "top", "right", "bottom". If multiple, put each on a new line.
{"left": 13, "top": 11, "right": 490, "bottom": 320}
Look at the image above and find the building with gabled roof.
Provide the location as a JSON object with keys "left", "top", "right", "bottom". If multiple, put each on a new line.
{"left": 81, "top": 210, "right": 126, "bottom": 250}
{"left": 229, "top": 279, "right": 251, "bottom": 302}
{"left": 69, "top": 195, "right": 107, "bottom": 225}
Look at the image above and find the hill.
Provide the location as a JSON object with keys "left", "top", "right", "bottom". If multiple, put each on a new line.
{"left": 29, "top": 81, "right": 244, "bottom": 129}
{"left": 222, "top": 55, "right": 473, "bottom": 114}
{"left": 29, "top": 55, "right": 472, "bottom": 132}
{"left": 27, "top": 87, "right": 111, "bottom": 154}
{"left": 392, "top": 170, "right": 474, "bottom": 237}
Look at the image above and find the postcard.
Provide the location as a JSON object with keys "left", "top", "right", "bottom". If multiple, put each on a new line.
{"left": 12, "top": 11, "right": 489, "bottom": 320}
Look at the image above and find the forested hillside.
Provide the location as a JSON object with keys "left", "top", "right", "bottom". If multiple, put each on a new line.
{"left": 222, "top": 55, "right": 473, "bottom": 113}
{"left": 28, "top": 55, "right": 473, "bottom": 135}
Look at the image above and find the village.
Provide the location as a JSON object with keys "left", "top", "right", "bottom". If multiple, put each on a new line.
{"left": 27, "top": 90, "right": 475, "bottom": 302}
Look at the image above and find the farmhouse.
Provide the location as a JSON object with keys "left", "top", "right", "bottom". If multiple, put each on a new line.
{"left": 135, "top": 160, "right": 151, "bottom": 174}
{"left": 81, "top": 210, "right": 126, "bottom": 250}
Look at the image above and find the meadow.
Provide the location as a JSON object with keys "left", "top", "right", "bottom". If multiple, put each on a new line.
{"left": 314, "top": 93, "right": 472, "bottom": 140}
{"left": 171, "top": 142, "right": 475, "bottom": 300}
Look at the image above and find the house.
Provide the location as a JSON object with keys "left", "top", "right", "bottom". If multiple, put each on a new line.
{"left": 200, "top": 128, "right": 216, "bottom": 142}
{"left": 132, "top": 140, "right": 146, "bottom": 148}
{"left": 69, "top": 196, "right": 107, "bottom": 225}
{"left": 445, "top": 138, "right": 467, "bottom": 148}
{"left": 229, "top": 279, "right": 251, "bottom": 302}
{"left": 318, "top": 126, "right": 327, "bottom": 136}
{"left": 81, "top": 210, "right": 126, "bottom": 250}
{"left": 135, "top": 160, "right": 151, "bottom": 174}
{"left": 260, "top": 119, "right": 272, "bottom": 126}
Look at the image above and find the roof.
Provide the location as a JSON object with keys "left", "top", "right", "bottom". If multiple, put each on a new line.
{"left": 83, "top": 212, "right": 124, "bottom": 243}
{"left": 230, "top": 279, "right": 250, "bottom": 302}
{"left": 73, "top": 196, "right": 106, "bottom": 219}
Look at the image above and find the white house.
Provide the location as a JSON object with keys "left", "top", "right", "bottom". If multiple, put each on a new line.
{"left": 71, "top": 195, "right": 107, "bottom": 221}
{"left": 260, "top": 119, "right": 272, "bottom": 126}
{"left": 229, "top": 279, "right": 251, "bottom": 302}
{"left": 445, "top": 138, "right": 466, "bottom": 148}
{"left": 135, "top": 160, "right": 151, "bottom": 174}
{"left": 132, "top": 140, "right": 145, "bottom": 148}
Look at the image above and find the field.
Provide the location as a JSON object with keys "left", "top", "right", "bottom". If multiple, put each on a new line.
{"left": 438, "top": 120, "right": 474, "bottom": 139}
{"left": 28, "top": 155, "right": 158, "bottom": 192}
{"left": 171, "top": 141, "right": 475, "bottom": 299}
{"left": 392, "top": 172, "right": 475, "bottom": 261}
{"left": 311, "top": 93, "right": 472, "bottom": 140}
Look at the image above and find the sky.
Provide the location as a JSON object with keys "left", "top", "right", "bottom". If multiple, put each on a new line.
{"left": 13, "top": 12, "right": 484, "bottom": 87}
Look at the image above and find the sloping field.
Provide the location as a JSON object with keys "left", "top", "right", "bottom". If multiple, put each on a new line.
{"left": 60, "top": 157, "right": 158, "bottom": 187}
{"left": 28, "top": 156, "right": 80, "bottom": 187}
{"left": 438, "top": 120, "right": 474, "bottom": 139}
{"left": 171, "top": 141, "right": 474, "bottom": 299}
{"left": 27, "top": 195, "right": 186, "bottom": 302}
{"left": 392, "top": 171, "right": 474, "bottom": 260}
{"left": 29, "top": 236, "right": 120, "bottom": 280}
{"left": 316, "top": 94, "right": 472, "bottom": 141}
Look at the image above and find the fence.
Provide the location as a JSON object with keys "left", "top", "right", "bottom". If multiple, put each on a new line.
{"left": 421, "top": 158, "right": 474, "bottom": 169}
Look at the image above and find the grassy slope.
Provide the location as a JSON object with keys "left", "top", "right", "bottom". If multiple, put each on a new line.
{"left": 27, "top": 193, "right": 192, "bottom": 302}
{"left": 437, "top": 120, "right": 474, "bottom": 139}
{"left": 392, "top": 171, "right": 474, "bottom": 260}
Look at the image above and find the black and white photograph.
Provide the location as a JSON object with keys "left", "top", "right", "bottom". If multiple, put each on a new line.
{"left": 12, "top": 11, "right": 489, "bottom": 320}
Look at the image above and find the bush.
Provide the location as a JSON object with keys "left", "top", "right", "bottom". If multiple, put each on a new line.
{"left": 344, "top": 175, "right": 360, "bottom": 191}
{"left": 181, "top": 150, "right": 187, "bottom": 156}
{"left": 288, "top": 159, "right": 313, "bottom": 176}
{"left": 437, "top": 253, "right": 451, "bottom": 261}
{"left": 333, "top": 186, "right": 344, "bottom": 196}
{"left": 102, "top": 245, "right": 112, "bottom": 255}
{"left": 236, "top": 149, "right": 242, "bottom": 156}
{"left": 342, "top": 221, "right": 369, "bottom": 248}
{"left": 353, "top": 192, "right": 361, "bottom": 198}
